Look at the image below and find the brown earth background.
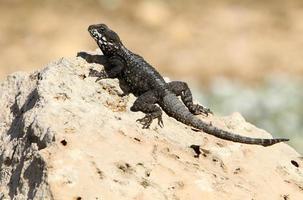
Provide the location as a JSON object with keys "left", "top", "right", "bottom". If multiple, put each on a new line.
{"left": 1, "top": 0, "right": 303, "bottom": 82}
{"left": 0, "top": 0, "right": 302, "bottom": 153}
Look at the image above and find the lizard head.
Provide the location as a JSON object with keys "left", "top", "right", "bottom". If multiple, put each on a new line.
{"left": 88, "top": 24, "right": 122, "bottom": 55}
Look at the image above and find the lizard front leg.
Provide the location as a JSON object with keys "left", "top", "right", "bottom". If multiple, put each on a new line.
{"left": 168, "top": 81, "right": 212, "bottom": 116}
{"left": 88, "top": 57, "right": 125, "bottom": 81}
{"left": 77, "top": 52, "right": 108, "bottom": 64}
{"left": 130, "top": 91, "right": 163, "bottom": 129}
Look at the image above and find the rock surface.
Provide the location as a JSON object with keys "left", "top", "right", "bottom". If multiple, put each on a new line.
{"left": 0, "top": 55, "right": 302, "bottom": 200}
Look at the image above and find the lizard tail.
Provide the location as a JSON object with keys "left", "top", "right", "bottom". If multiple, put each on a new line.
{"left": 190, "top": 116, "right": 289, "bottom": 146}
{"left": 162, "top": 93, "right": 289, "bottom": 146}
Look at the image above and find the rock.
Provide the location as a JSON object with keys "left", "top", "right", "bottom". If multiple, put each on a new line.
{"left": 0, "top": 55, "right": 302, "bottom": 200}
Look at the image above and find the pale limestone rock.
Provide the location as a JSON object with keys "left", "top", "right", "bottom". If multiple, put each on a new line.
{"left": 0, "top": 56, "right": 302, "bottom": 200}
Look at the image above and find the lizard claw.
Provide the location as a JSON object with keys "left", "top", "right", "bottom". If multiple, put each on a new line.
{"left": 89, "top": 69, "right": 100, "bottom": 77}
{"left": 136, "top": 115, "right": 153, "bottom": 129}
{"left": 77, "top": 52, "right": 91, "bottom": 60}
{"left": 157, "top": 116, "right": 164, "bottom": 128}
{"left": 202, "top": 107, "right": 213, "bottom": 116}
{"left": 89, "top": 69, "right": 107, "bottom": 82}
{"left": 95, "top": 77, "right": 103, "bottom": 82}
{"left": 192, "top": 104, "right": 213, "bottom": 116}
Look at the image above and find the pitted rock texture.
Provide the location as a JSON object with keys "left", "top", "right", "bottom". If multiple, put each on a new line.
{"left": 0, "top": 56, "right": 302, "bottom": 200}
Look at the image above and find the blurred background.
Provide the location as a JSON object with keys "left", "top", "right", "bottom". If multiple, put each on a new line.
{"left": 0, "top": 0, "right": 302, "bottom": 153}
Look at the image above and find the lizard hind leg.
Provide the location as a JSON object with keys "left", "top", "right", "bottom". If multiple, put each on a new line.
{"left": 130, "top": 91, "right": 163, "bottom": 129}
{"left": 167, "top": 81, "right": 212, "bottom": 116}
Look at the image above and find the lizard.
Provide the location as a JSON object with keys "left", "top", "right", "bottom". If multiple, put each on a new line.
{"left": 78, "top": 23, "right": 289, "bottom": 147}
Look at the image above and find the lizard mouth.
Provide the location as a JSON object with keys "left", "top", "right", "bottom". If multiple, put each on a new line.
{"left": 89, "top": 29, "right": 108, "bottom": 44}
{"left": 89, "top": 29, "right": 102, "bottom": 40}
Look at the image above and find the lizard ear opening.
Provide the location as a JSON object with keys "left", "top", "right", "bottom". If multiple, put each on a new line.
{"left": 108, "top": 31, "right": 121, "bottom": 43}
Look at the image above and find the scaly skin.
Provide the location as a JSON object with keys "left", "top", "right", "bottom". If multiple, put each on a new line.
{"left": 78, "top": 23, "right": 289, "bottom": 146}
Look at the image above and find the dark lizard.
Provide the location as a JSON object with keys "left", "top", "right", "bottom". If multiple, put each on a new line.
{"left": 78, "top": 23, "right": 289, "bottom": 146}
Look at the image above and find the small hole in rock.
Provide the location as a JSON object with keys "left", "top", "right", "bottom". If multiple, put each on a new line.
{"left": 145, "top": 171, "right": 151, "bottom": 177}
{"left": 291, "top": 160, "right": 299, "bottom": 168}
{"left": 79, "top": 74, "right": 87, "bottom": 79}
{"left": 233, "top": 167, "right": 241, "bottom": 174}
{"left": 282, "top": 194, "right": 289, "bottom": 200}
{"left": 141, "top": 179, "right": 150, "bottom": 188}
{"left": 61, "top": 139, "right": 67, "bottom": 146}
{"left": 76, "top": 197, "right": 82, "bottom": 200}
{"left": 190, "top": 145, "right": 201, "bottom": 158}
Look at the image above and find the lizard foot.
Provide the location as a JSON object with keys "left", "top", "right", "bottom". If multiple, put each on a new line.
{"left": 89, "top": 69, "right": 101, "bottom": 77}
{"left": 136, "top": 114, "right": 153, "bottom": 129}
{"left": 136, "top": 114, "right": 164, "bottom": 129}
{"left": 77, "top": 51, "right": 90, "bottom": 59}
{"left": 89, "top": 69, "right": 107, "bottom": 82}
{"left": 191, "top": 104, "right": 213, "bottom": 116}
